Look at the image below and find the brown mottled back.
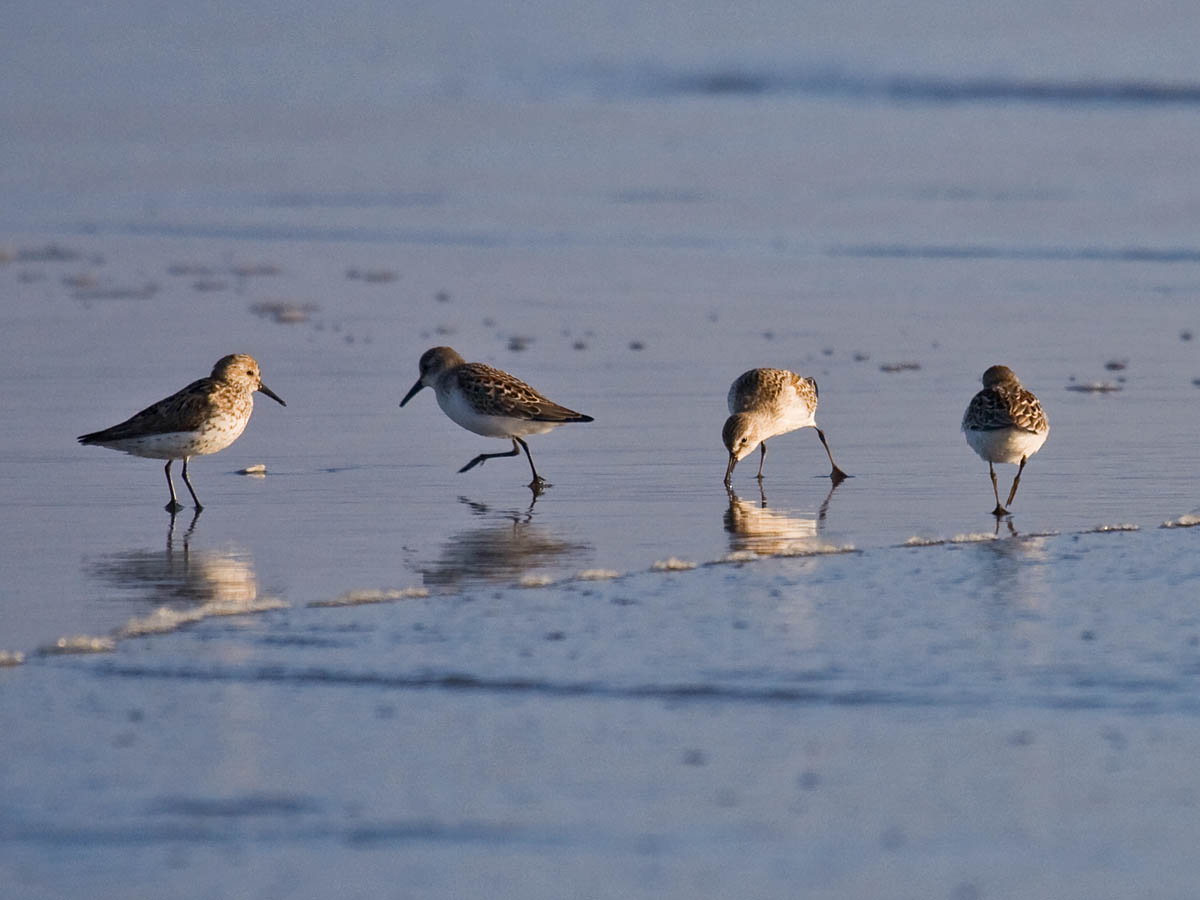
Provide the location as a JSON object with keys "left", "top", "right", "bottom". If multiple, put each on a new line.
{"left": 962, "top": 366, "right": 1048, "bottom": 434}
{"left": 452, "top": 363, "right": 590, "bottom": 422}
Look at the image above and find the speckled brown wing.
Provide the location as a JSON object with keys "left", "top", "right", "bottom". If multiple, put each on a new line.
{"left": 728, "top": 368, "right": 781, "bottom": 413}
{"left": 785, "top": 371, "right": 819, "bottom": 408}
{"left": 963, "top": 388, "right": 1010, "bottom": 431}
{"left": 728, "top": 369, "right": 765, "bottom": 413}
{"left": 1003, "top": 386, "right": 1048, "bottom": 433}
{"left": 455, "top": 363, "right": 591, "bottom": 422}
{"left": 963, "top": 386, "right": 1047, "bottom": 433}
{"left": 79, "top": 377, "right": 222, "bottom": 442}
{"left": 729, "top": 369, "right": 817, "bottom": 418}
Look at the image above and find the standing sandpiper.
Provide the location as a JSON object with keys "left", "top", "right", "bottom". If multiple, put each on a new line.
{"left": 962, "top": 365, "right": 1049, "bottom": 516}
{"left": 722, "top": 367, "right": 847, "bottom": 487}
{"left": 399, "top": 346, "right": 593, "bottom": 491}
{"left": 78, "top": 354, "right": 285, "bottom": 512}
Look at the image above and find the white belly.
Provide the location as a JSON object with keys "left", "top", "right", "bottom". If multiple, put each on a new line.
{"left": 103, "top": 417, "right": 249, "bottom": 460}
{"left": 767, "top": 405, "right": 817, "bottom": 440}
{"left": 437, "top": 389, "right": 559, "bottom": 438}
{"left": 964, "top": 426, "right": 1048, "bottom": 465}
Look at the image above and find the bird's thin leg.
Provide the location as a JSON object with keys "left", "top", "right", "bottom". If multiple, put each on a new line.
{"left": 515, "top": 436, "right": 549, "bottom": 490}
{"left": 1005, "top": 455, "right": 1029, "bottom": 507}
{"left": 180, "top": 457, "right": 203, "bottom": 510}
{"left": 814, "top": 427, "right": 849, "bottom": 482}
{"left": 458, "top": 440, "right": 522, "bottom": 474}
{"left": 164, "top": 460, "right": 184, "bottom": 513}
{"left": 755, "top": 441, "right": 767, "bottom": 480}
{"left": 989, "top": 462, "right": 1008, "bottom": 516}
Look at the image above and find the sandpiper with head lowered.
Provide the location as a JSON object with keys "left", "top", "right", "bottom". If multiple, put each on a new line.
{"left": 962, "top": 364, "right": 1049, "bottom": 516}
{"left": 78, "top": 354, "right": 285, "bottom": 512}
{"left": 400, "top": 346, "right": 593, "bottom": 491}
{"left": 722, "top": 367, "right": 847, "bottom": 487}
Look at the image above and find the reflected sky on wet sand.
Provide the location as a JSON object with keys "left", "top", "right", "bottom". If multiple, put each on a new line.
{"left": 4, "top": 0, "right": 1200, "bottom": 894}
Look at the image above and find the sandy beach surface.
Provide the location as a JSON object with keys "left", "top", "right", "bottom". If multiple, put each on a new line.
{"left": 4, "top": 0, "right": 1200, "bottom": 896}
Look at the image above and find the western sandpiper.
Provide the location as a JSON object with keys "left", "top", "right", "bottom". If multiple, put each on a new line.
{"left": 962, "top": 365, "right": 1049, "bottom": 516}
{"left": 400, "top": 346, "right": 593, "bottom": 490}
{"left": 78, "top": 354, "right": 285, "bottom": 512}
{"left": 722, "top": 367, "right": 847, "bottom": 487}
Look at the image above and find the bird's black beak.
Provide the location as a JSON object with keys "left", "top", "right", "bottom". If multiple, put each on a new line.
{"left": 723, "top": 452, "right": 737, "bottom": 487}
{"left": 399, "top": 379, "right": 425, "bottom": 407}
{"left": 259, "top": 383, "right": 286, "bottom": 406}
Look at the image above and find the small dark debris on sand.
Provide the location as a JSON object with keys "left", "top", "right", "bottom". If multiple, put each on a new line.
{"left": 1181, "top": 329, "right": 1194, "bottom": 342}
{"left": 250, "top": 301, "right": 317, "bottom": 324}
{"left": 168, "top": 263, "right": 217, "bottom": 277}
{"left": 1104, "top": 359, "right": 1128, "bottom": 371}
{"left": 232, "top": 263, "right": 281, "bottom": 278}
{"left": 508, "top": 335, "right": 532, "bottom": 352}
{"left": 629, "top": 340, "right": 646, "bottom": 351}
{"left": 346, "top": 268, "right": 398, "bottom": 283}
{"left": 62, "top": 273, "right": 99, "bottom": 290}
{"left": 17, "top": 244, "right": 81, "bottom": 263}
{"left": 880, "top": 361, "right": 920, "bottom": 373}
{"left": 73, "top": 282, "right": 159, "bottom": 301}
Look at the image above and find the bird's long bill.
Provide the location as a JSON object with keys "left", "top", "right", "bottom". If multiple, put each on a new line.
{"left": 723, "top": 452, "right": 737, "bottom": 486}
{"left": 399, "top": 379, "right": 425, "bottom": 407}
{"left": 259, "top": 383, "right": 287, "bottom": 406}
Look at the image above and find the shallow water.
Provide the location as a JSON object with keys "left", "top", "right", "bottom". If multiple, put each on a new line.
{"left": 4, "top": 0, "right": 1200, "bottom": 896}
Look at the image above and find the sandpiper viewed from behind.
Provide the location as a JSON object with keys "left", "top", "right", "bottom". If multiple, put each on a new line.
{"left": 78, "top": 354, "right": 286, "bottom": 512}
{"left": 962, "top": 364, "right": 1049, "bottom": 516}
{"left": 399, "top": 346, "right": 593, "bottom": 492}
{"left": 722, "top": 367, "right": 847, "bottom": 488}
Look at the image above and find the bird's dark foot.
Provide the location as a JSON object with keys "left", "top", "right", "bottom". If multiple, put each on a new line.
{"left": 528, "top": 477, "right": 549, "bottom": 493}
{"left": 830, "top": 467, "right": 849, "bottom": 483}
{"left": 458, "top": 456, "right": 486, "bottom": 474}
{"left": 166, "top": 500, "right": 185, "bottom": 513}
{"left": 992, "top": 504, "right": 1010, "bottom": 517}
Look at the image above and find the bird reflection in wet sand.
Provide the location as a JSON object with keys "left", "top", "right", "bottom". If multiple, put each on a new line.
{"left": 421, "top": 496, "right": 590, "bottom": 587}
{"left": 724, "top": 481, "right": 841, "bottom": 557}
{"left": 86, "top": 511, "right": 264, "bottom": 617}
{"left": 994, "top": 516, "right": 1018, "bottom": 538}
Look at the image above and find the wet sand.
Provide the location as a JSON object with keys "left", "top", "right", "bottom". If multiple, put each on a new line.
{"left": 5, "top": 1, "right": 1200, "bottom": 893}
{"left": 2, "top": 226, "right": 1199, "bottom": 898}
